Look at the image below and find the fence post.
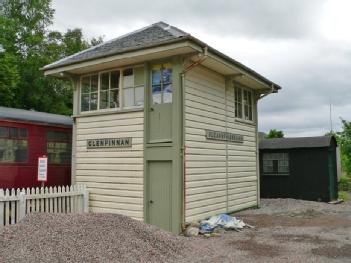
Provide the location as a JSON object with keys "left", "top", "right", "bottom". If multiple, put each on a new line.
{"left": 82, "top": 186, "right": 89, "bottom": 213}
{"left": 0, "top": 189, "right": 4, "bottom": 230}
{"left": 18, "top": 191, "right": 26, "bottom": 222}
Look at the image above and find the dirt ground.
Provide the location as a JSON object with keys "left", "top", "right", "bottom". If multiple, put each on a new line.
{"left": 184, "top": 198, "right": 351, "bottom": 263}
{"left": 0, "top": 198, "right": 350, "bottom": 262}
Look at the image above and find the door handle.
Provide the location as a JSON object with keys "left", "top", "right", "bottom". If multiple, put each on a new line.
{"left": 150, "top": 107, "right": 154, "bottom": 111}
{"left": 149, "top": 200, "right": 154, "bottom": 204}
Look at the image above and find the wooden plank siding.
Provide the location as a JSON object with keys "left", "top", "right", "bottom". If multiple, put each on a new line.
{"left": 184, "top": 66, "right": 258, "bottom": 222}
{"left": 75, "top": 111, "right": 144, "bottom": 220}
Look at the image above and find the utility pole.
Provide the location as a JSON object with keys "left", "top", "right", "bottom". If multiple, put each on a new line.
{"left": 329, "top": 97, "right": 333, "bottom": 133}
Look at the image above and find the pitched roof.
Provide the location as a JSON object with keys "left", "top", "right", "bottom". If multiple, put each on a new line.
{"left": 43, "top": 21, "right": 281, "bottom": 90}
{"left": 0, "top": 107, "right": 73, "bottom": 126}
{"left": 43, "top": 22, "right": 189, "bottom": 70}
{"left": 259, "top": 136, "right": 336, "bottom": 150}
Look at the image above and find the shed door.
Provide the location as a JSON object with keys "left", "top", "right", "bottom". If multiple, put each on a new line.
{"left": 148, "top": 161, "right": 172, "bottom": 231}
{"left": 148, "top": 64, "right": 173, "bottom": 143}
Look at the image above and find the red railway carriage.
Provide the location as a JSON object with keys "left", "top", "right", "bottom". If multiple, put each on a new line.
{"left": 0, "top": 107, "right": 72, "bottom": 189}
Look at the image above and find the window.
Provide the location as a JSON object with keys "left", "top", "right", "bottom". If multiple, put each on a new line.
{"left": 80, "top": 67, "right": 144, "bottom": 112}
{"left": 46, "top": 131, "right": 71, "bottom": 164}
{"left": 152, "top": 63, "right": 172, "bottom": 104}
{"left": 235, "top": 86, "right": 243, "bottom": 118}
{"left": 0, "top": 126, "right": 28, "bottom": 163}
{"left": 99, "top": 71, "right": 120, "bottom": 110}
{"left": 81, "top": 74, "right": 98, "bottom": 111}
{"left": 262, "top": 152, "right": 289, "bottom": 175}
{"left": 234, "top": 84, "right": 253, "bottom": 121}
{"left": 123, "top": 68, "right": 144, "bottom": 107}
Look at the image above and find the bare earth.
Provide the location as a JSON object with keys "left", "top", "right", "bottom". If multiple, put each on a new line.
{"left": 0, "top": 198, "right": 350, "bottom": 263}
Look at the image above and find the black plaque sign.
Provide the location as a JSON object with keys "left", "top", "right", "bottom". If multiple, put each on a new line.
{"left": 205, "top": 130, "right": 244, "bottom": 143}
{"left": 87, "top": 137, "right": 132, "bottom": 149}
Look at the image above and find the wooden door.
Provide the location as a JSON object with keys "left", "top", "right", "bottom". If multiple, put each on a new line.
{"left": 148, "top": 161, "right": 172, "bottom": 231}
{"left": 148, "top": 64, "right": 173, "bottom": 143}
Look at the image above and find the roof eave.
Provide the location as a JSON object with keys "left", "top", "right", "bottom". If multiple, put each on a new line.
{"left": 43, "top": 35, "right": 282, "bottom": 91}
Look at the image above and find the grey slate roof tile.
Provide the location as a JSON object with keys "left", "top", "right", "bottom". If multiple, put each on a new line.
{"left": 43, "top": 21, "right": 282, "bottom": 91}
{"left": 44, "top": 22, "right": 188, "bottom": 70}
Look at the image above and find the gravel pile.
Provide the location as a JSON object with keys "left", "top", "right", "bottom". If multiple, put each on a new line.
{"left": 0, "top": 213, "right": 199, "bottom": 263}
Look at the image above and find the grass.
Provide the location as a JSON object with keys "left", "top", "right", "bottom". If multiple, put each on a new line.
{"left": 338, "top": 191, "right": 351, "bottom": 201}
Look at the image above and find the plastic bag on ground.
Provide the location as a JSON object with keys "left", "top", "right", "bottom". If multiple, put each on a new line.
{"left": 200, "top": 214, "right": 246, "bottom": 233}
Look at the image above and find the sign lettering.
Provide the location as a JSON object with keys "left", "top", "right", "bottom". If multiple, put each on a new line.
{"left": 37, "top": 156, "right": 48, "bottom": 182}
{"left": 87, "top": 138, "right": 132, "bottom": 149}
{"left": 205, "top": 130, "right": 244, "bottom": 143}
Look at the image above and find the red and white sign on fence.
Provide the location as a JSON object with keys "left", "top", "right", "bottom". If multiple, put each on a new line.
{"left": 37, "top": 156, "right": 48, "bottom": 182}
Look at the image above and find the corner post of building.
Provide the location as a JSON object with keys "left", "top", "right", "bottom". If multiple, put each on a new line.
{"left": 254, "top": 91, "right": 261, "bottom": 207}
{"left": 224, "top": 77, "right": 231, "bottom": 213}
{"left": 143, "top": 61, "right": 150, "bottom": 223}
{"left": 71, "top": 76, "right": 80, "bottom": 186}
{"left": 171, "top": 55, "right": 184, "bottom": 233}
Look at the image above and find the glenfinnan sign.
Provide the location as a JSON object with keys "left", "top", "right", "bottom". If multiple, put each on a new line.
{"left": 205, "top": 130, "right": 244, "bottom": 143}
{"left": 87, "top": 138, "right": 132, "bottom": 149}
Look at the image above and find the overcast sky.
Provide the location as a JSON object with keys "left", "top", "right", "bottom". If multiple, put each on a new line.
{"left": 51, "top": 0, "right": 351, "bottom": 137}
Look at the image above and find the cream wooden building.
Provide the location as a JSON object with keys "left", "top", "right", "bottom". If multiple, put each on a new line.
{"left": 44, "top": 22, "right": 281, "bottom": 233}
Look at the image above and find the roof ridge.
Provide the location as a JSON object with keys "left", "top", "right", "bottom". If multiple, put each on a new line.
{"left": 154, "top": 21, "right": 189, "bottom": 38}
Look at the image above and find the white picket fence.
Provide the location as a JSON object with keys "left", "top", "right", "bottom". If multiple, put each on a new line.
{"left": 0, "top": 185, "right": 89, "bottom": 229}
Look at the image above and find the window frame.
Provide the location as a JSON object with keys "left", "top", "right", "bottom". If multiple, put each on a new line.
{"left": 262, "top": 152, "right": 290, "bottom": 176}
{"left": 46, "top": 130, "right": 72, "bottom": 165}
{"left": 79, "top": 65, "right": 145, "bottom": 114}
{"left": 0, "top": 126, "right": 29, "bottom": 164}
{"left": 234, "top": 83, "right": 254, "bottom": 123}
{"left": 122, "top": 68, "right": 145, "bottom": 109}
{"left": 151, "top": 63, "right": 173, "bottom": 105}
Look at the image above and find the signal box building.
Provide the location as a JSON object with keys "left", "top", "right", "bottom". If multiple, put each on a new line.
{"left": 259, "top": 136, "right": 338, "bottom": 202}
{"left": 0, "top": 107, "right": 72, "bottom": 189}
{"left": 44, "top": 22, "right": 281, "bottom": 233}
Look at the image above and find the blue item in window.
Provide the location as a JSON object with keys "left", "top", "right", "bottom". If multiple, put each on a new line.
{"left": 162, "top": 68, "right": 172, "bottom": 83}
{"left": 152, "top": 71, "right": 161, "bottom": 85}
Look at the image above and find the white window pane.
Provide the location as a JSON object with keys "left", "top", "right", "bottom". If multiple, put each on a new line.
{"left": 163, "top": 84, "right": 172, "bottom": 103}
{"left": 123, "top": 75, "right": 134, "bottom": 88}
{"left": 152, "top": 85, "right": 161, "bottom": 104}
{"left": 135, "top": 86, "right": 144, "bottom": 106}
{"left": 124, "top": 87, "right": 134, "bottom": 107}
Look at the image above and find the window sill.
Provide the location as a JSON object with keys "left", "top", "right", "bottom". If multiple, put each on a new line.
{"left": 73, "top": 106, "right": 144, "bottom": 118}
{"left": 234, "top": 118, "right": 255, "bottom": 126}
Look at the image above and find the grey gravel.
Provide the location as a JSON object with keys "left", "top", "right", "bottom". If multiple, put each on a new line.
{"left": 0, "top": 213, "right": 200, "bottom": 263}
{"left": 1, "top": 198, "right": 351, "bottom": 263}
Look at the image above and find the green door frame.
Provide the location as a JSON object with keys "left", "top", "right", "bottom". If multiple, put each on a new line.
{"left": 143, "top": 56, "right": 184, "bottom": 233}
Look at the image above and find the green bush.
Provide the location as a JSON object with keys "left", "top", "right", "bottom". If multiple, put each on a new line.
{"left": 338, "top": 176, "right": 351, "bottom": 191}
{"left": 338, "top": 191, "right": 351, "bottom": 201}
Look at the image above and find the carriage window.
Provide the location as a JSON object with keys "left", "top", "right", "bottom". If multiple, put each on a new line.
{"left": 262, "top": 152, "right": 289, "bottom": 176}
{"left": 152, "top": 63, "right": 172, "bottom": 104}
{"left": 0, "top": 126, "right": 28, "bottom": 163}
{"left": 46, "top": 131, "right": 71, "bottom": 164}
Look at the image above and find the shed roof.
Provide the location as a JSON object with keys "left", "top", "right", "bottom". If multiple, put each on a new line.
{"left": 0, "top": 107, "right": 73, "bottom": 127}
{"left": 43, "top": 22, "right": 281, "bottom": 91}
{"left": 259, "top": 136, "right": 335, "bottom": 150}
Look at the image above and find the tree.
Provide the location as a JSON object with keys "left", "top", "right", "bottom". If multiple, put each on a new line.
{"left": 338, "top": 119, "right": 351, "bottom": 176}
{"left": 0, "top": 52, "right": 19, "bottom": 106}
{"left": 0, "top": 0, "right": 103, "bottom": 115}
{"left": 265, "top": 129, "right": 284, "bottom": 139}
